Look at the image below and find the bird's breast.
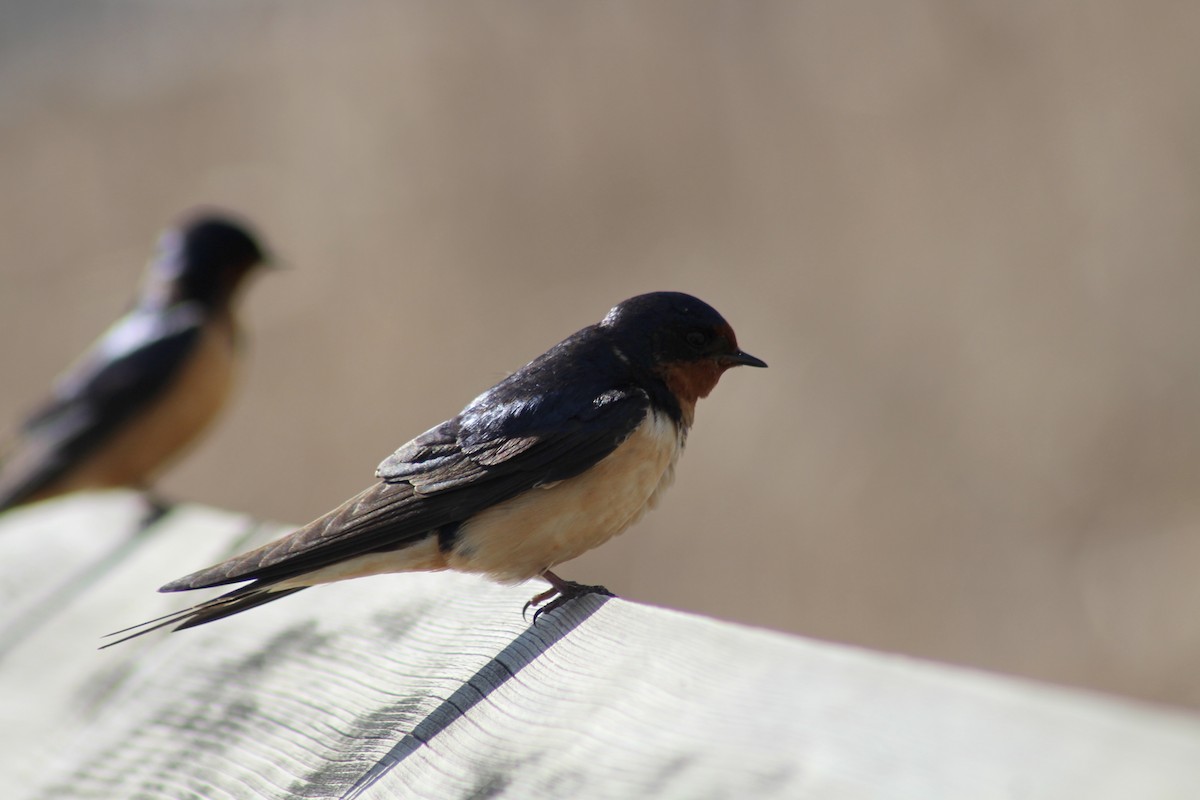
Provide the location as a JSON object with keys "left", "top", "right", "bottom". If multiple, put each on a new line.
{"left": 449, "top": 409, "right": 686, "bottom": 582}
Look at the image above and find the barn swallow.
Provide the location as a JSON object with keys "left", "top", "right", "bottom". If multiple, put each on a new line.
{"left": 0, "top": 211, "right": 270, "bottom": 515}
{"left": 104, "top": 291, "right": 766, "bottom": 645}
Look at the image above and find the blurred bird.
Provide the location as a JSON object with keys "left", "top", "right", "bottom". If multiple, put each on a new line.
{"left": 105, "top": 291, "right": 766, "bottom": 645}
{"left": 0, "top": 211, "right": 271, "bottom": 515}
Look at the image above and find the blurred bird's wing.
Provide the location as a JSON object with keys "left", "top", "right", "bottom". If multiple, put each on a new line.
{"left": 159, "top": 382, "right": 650, "bottom": 592}
{"left": 0, "top": 304, "right": 205, "bottom": 510}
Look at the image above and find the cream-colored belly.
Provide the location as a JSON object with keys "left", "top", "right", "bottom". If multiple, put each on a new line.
{"left": 50, "top": 321, "right": 237, "bottom": 494}
{"left": 450, "top": 409, "right": 684, "bottom": 582}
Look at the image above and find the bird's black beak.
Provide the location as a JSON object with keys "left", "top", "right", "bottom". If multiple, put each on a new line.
{"left": 722, "top": 350, "right": 768, "bottom": 368}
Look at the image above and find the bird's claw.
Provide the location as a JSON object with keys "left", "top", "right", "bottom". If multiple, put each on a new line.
{"left": 523, "top": 580, "right": 614, "bottom": 624}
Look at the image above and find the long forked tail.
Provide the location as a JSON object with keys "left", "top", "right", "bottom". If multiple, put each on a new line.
{"left": 100, "top": 584, "right": 306, "bottom": 649}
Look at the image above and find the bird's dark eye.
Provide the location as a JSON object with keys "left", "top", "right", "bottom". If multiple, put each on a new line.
{"left": 685, "top": 330, "right": 709, "bottom": 350}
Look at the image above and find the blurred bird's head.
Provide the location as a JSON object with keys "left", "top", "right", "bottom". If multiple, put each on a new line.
{"left": 146, "top": 210, "right": 272, "bottom": 309}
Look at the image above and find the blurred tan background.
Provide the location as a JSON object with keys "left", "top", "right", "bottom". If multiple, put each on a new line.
{"left": 2, "top": 2, "right": 1199, "bottom": 709}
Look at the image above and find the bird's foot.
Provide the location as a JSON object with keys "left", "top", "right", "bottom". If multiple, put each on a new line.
{"left": 523, "top": 570, "right": 615, "bottom": 624}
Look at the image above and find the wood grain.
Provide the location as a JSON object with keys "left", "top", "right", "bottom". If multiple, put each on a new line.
{"left": 2, "top": 492, "right": 1200, "bottom": 799}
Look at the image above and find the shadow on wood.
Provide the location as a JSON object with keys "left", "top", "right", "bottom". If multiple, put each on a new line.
{"left": 343, "top": 596, "right": 609, "bottom": 799}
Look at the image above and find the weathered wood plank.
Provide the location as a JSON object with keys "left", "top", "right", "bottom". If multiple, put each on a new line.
{"left": 0, "top": 492, "right": 275, "bottom": 790}
{"left": 3, "top": 494, "right": 1200, "bottom": 799}
{"left": 0, "top": 493, "right": 145, "bottom": 655}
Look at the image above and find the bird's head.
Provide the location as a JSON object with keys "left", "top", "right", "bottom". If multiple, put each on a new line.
{"left": 600, "top": 292, "right": 766, "bottom": 423}
{"left": 147, "top": 210, "right": 271, "bottom": 309}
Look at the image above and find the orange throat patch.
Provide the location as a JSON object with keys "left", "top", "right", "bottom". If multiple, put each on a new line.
{"left": 658, "top": 359, "right": 724, "bottom": 428}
